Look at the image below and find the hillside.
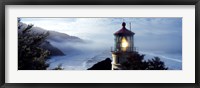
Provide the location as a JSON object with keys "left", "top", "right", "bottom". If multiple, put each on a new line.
{"left": 19, "top": 22, "right": 84, "bottom": 56}
{"left": 39, "top": 41, "right": 65, "bottom": 56}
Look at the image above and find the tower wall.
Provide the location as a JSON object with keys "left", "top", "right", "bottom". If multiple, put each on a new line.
{"left": 111, "top": 53, "right": 128, "bottom": 70}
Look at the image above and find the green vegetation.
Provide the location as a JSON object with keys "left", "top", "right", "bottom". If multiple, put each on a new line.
{"left": 18, "top": 20, "right": 65, "bottom": 70}
{"left": 122, "top": 52, "right": 168, "bottom": 70}
{"left": 51, "top": 64, "right": 64, "bottom": 70}
{"left": 88, "top": 52, "right": 168, "bottom": 70}
{"left": 18, "top": 19, "right": 50, "bottom": 70}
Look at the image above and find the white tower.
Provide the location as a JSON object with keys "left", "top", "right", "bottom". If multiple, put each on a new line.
{"left": 111, "top": 22, "right": 135, "bottom": 70}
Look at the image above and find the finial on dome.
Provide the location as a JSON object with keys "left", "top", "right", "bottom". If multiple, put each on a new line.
{"left": 122, "top": 22, "right": 126, "bottom": 27}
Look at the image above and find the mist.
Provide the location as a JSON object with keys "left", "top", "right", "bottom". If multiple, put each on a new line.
{"left": 21, "top": 17, "right": 182, "bottom": 70}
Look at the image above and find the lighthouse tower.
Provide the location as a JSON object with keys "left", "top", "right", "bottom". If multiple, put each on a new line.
{"left": 111, "top": 22, "right": 135, "bottom": 70}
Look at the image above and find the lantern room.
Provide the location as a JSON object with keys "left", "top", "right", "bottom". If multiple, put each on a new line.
{"left": 113, "top": 22, "right": 135, "bottom": 52}
{"left": 111, "top": 22, "right": 135, "bottom": 70}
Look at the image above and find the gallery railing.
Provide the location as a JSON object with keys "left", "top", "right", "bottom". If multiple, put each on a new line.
{"left": 111, "top": 47, "right": 138, "bottom": 53}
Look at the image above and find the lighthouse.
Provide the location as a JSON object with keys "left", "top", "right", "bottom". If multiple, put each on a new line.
{"left": 111, "top": 22, "right": 135, "bottom": 70}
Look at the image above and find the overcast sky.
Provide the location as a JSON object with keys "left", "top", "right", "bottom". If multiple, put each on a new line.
{"left": 21, "top": 17, "right": 182, "bottom": 60}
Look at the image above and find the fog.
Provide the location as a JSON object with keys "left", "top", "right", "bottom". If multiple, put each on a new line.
{"left": 47, "top": 40, "right": 112, "bottom": 70}
{"left": 21, "top": 17, "right": 182, "bottom": 70}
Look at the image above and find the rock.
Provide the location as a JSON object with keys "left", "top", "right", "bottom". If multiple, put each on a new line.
{"left": 87, "top": 58, "right": 112, "bottom": 70}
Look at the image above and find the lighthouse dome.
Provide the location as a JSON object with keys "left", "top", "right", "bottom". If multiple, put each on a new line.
{"left": 114, "top": 22, "right": 135, "bottom": 36}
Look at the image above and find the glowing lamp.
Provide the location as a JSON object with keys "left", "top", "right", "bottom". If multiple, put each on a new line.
{"left": 121, "top": 37, "right": 128, "bottom": 48}
{"left": 113, "top": 22, "right": 135, "bottom": 52}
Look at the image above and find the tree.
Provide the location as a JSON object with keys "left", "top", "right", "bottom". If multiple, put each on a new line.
{"left": 122, "top": 52, "right": 168, "bottom": 70}
{"left": 146, "top": 57, "right": 168, "bottom": 70}
{"left": 122, "top": 52, "right": 147, "bottom": 70}
{"left": 51, "top": 64, "right": 64, "bottom": 70}
{"left": 87, "top": 52, "right": 168, "bottom": 70}
{"left": 18, "top": 22, "right": 50, "bottom": 70}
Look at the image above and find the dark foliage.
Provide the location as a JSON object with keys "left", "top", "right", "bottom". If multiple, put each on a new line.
{"left": 145, "top": 57, "right": 168, "bottom": 70}
{"left": 88, "top": 52, "right": 168, "bottom": 70}
{"left": 51, "top": 64, "right": 64, "bottom": 70}
{"left": 122, "top": 52, "right": 147, "bottom": 70}
{"left": 87, "top": 58, "right": 112, "bottom": 70}
{"left": 122, "top": 52, "right": 168, "bottom": 70}
{"left": 18, "top": 22, "right": 50, "bottom": 70}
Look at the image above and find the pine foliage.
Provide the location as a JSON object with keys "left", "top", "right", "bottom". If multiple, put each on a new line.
{"left": 122, "top": 52, "right": 168, "bottom": 70}
{"left": 18, "top": 20, "right": 50, "bottom": 70}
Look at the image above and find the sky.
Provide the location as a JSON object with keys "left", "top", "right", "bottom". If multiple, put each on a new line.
{"left": 21, "top": 17, "right": 182, "bottom": 62}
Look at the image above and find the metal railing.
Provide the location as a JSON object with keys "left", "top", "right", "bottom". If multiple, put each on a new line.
{"left": 111, "top": 46, "right": 138, "bottom": 53}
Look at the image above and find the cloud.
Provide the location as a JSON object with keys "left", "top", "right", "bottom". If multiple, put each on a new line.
{"left": 21, "top": 17, "right": 182, "bottom": 60}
